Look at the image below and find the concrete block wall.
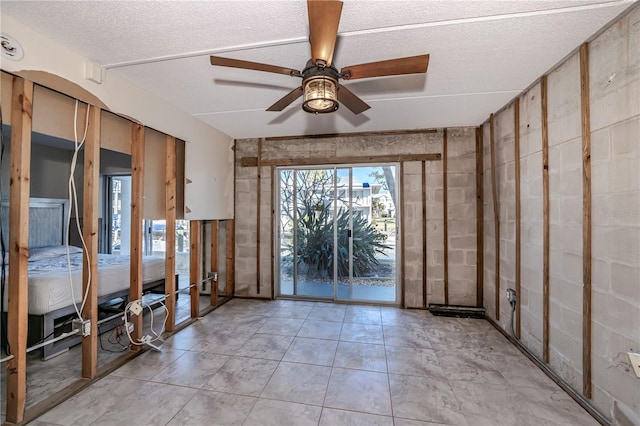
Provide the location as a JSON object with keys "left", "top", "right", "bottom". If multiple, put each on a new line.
{"left": 482, "top": 122, "right": 497, "bottom": 320}
{"left": 446, "top": 128, "right": 477, "bottom": 305}
{"left": 547, "top": 51, "right": 584, "bottom": 391}
{"left": 426, "top": 134, "right": 445, "bottom": 305}
{"left": 588, "top": 5, "right": 640, "bottom": 421}
{"left": 519, "top": 82, "right": 545, "bottom": 360}
{"left": 403, "top": 161, "right": 425, "bottom": 307}
{"left": 481, "top": 4, "right": 639, "bottom": 423}
{"left": 495, "top": 103, "right": 517, "bottom": 330}
{"left": 234, "top": 129, "right": 478, "bottom": 308}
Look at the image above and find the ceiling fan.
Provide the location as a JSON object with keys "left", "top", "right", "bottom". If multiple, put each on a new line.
{"left": 210, "top": 0, "right": 429, "bottom": 115}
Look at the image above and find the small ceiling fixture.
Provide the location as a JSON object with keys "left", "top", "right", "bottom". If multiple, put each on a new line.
{"left": 303, "top": 76, "right": 338, "bottom": 114}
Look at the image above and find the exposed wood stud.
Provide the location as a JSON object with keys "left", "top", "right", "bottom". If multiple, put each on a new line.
{"left": 443, "top": 129, "right": 449, "bottom": 305}
{"left": 190, "top": 220, "right": 201, "bottom": 318}
{"left": 82, "top": 105, "right": 100, "bottom": 379}
{"left": 164, "top": 135, "right": 177, "bottom": 331}
{"left": 514, "top": 99, "right": 522, "bottom": 340}
{"left": 476, "top": 127, "right": 484, "bottom": 307}
{"left": 580, "top": 42, "right": 593, "bottom": 399}
{"left": 226, "top": 219, "right": 235, "bottom": 297}
{"left": 541, "top": 75, "right": 550, "bottom": 364}
{"left": 256, "top": 139, "right": 262, "bottom": 295}
{"left": 211, "top": 220, "right": 219, "bottom": 306}
{"left": 400, "top": 162, "right": 406, "bottom": 308}
{"left": 6, "top": 76, "right": 33, "bottom": 425}
{"left": 490, "top": 114, "right": 500, "bottom": 321}
{"left": 422, "top": 160, "right": 427, "bottom": 308}
{"left": 258, "top": 153, "right": 441, "bottom": 167}
{"left": 271, "top": 166, "right": 276, "bottom": 300}
{"left": 129, "top": 124, "right": 145, "bottom": 348}
{"left": 240, "top": 157, "right": 258, "bottom": 167}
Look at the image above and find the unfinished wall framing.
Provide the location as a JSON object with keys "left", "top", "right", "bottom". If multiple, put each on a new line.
{"left": 481, "top": 4, "right": 639, "bottom": 423}
{"left": 0, "top": 70, "right": 233, "bottom": 423}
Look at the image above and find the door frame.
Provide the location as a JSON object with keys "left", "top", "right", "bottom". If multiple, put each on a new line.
{"left": 274, "top": 163, "right": 401, "bottom": 305}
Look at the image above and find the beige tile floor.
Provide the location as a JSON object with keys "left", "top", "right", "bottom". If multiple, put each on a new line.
{"left": 30, "top": 298, "right": 597, "bottom": 426}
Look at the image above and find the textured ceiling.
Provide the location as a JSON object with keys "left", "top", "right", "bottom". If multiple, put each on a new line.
{"left": 1, "top": 0, "right": 635, "bottom": 139}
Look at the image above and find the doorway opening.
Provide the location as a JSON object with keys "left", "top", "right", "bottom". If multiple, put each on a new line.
{"left": 277, "top": 165, "right": 399, "bottom": 303}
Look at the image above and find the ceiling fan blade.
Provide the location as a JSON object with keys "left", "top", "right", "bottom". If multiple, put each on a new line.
{"left": 341, "top": 54, "right": 430, "bottom": 80}
{"left": 337, "top": 84, "right": 370, "bottom": 115}
{"left": 308, "top": 0, "right": 343, "bottom": 67}
{"left": 210, "top": 56, "right": 301, "bottom": 77}
{"left": 266, "top": 86, "right": 304, "bottom": 111}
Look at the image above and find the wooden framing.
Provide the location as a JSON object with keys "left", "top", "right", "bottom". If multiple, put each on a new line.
{"left": 514, "top": 99, "right": 522, "bottom": 340}
{"left": 443, "top": 129, "right": 449, "bottom": 305}
{"left": 400, "top": 162, "right": 406, "bottom": 308}
{"left": 265, "top": 128, "right": 438, "bottom": 141}
{"left": 271, "top": 166, "right": 276, "bottom": 300}
{"left": 164, "top": 135, "right": 177, "bottom": 331}
{"left": 541, "top": 75, "right": 550, "bottom": 363}
{"left": 489, "top": 114, "right": 500, "bottom": 321}
{"left": 226, "top": 219, "right": 235, "bottom": 297}
{"left": 476, "top": 127, "right": 484, "bottom": 307}
{"left": 253, "top": 153, "right": 441, "bottom": 167}
{"left": 580, "top": 43, "right": 593, "bottom": 398}
{"left": 256, "top": 138, "right": 262, "bottom": 295}
{"left": 129, "top": 123, "right": 145, "bottom": 347}
{"left": 210, "top": 220, "right": 219, "bottom": 306}
{"left": 190, "top": 220, "right": 201, "bottom": 318}
{"left": 421, "top": 161, "right": 427, "bottom": 308}
{"left": 6, "top": 76, "right": 33, "bottom": 425}
{"left": 81, "top": 105, "right": 100, "bottom": 379}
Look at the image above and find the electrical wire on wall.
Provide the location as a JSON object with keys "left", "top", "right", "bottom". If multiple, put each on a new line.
{"left": 66, "top": 101, "right": 93, "bottom": 321}
{"left": 0, "top": 104, "right": 9, "bottom": 356}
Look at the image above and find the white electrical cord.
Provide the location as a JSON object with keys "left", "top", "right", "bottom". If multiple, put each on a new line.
{"left": 122, "top": 298, "right": 168, "bottom": 346}
{"left": 65, "top": 101, "right": 92, "bottom": 320}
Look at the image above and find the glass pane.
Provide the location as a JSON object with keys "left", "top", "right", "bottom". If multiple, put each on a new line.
{"left": 279, "top": 169, "right": 295, "bottom": 296}
{"left": 111, "top": 176, "right": 131, "bottom": 255}
{"left": 339, "top": 165, "right": 397, "bottom": 302}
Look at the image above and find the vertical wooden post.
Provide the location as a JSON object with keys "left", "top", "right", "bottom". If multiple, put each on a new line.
{"left": 164, "top": 135, "right": 176, "bottom": 332}
{"left": 81, "top": 105, "right": 100, "bottom": 379}
{"left": 190, "top": 220, "right": 201, "bottom": 318}
{"left": 130, "top": 124, "right": 144, "bottom": 347}
{"left": 6, "top": 76, "right": 33, "bottom": 425}
{"left": 443, "top": 129, "right": 449, "bottom": 305}
{"left": 210, "top": 220, "right": 219, "bottom": 306}
{"left": 490, "top": 114, "right": 500, "bottom": 321}
{"left": 399, "top": 161, "right": 406, "bottom": 308}
{"left": 256, "top": 139, "right": 262, "bottom": 295}
{"left": 421, "top": 161, "right": 427, "bottom": 308}
{"left": 580, "top": 43, "right": 593, "bottom": 399}
{"left": 514, "top": 99, "right": 522, "bottom": 340}
{"left": 226, "top": 219, "right": 235, "bottom": 297}
{"left": 541, "top": 75, "right": 550, "bottom": 363}
{"left": 476, "top": 127, "right": 484, "bottom": 307}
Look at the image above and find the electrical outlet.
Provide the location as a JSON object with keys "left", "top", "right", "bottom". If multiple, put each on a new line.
{"left": 628, "top": 352, "right": 640, "bottom": 378}
{"left": 72, "top": 319, "right": 91, "bottom": 337}
{"left": 129, "top": 301, "right": 143, "bottom": 316}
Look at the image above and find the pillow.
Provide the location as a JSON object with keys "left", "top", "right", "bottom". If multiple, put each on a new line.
{"left": 29, "top": 245, "right": 82, "bottom": 262}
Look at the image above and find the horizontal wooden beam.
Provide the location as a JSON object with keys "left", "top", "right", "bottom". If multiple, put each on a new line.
{"left": 249, "top": 153, "right": 441, "bottom": 168}
{"left": 265, "top": 128, "right": 438, "bottom": 141}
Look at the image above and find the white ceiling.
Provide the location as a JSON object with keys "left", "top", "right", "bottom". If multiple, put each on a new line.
{"left": 2, "top": 0, "right": 635, "bottom": 139}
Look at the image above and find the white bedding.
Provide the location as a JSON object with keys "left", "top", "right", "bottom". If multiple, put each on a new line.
{"left": 3, "top": 250, "right": 165, "bottom": 315}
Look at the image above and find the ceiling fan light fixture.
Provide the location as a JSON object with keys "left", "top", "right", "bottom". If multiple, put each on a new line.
{"left": 302, "top": 76, "right": 338, "bottom": 113}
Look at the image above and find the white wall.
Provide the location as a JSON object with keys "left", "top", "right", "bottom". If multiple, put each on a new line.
{"left": 0, "top": 14, "right": 234, "bottom": 219}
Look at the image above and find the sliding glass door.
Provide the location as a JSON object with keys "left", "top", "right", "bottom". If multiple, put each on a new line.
{"left": 278, "top": 165, "right": 398, "bottom": 303}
